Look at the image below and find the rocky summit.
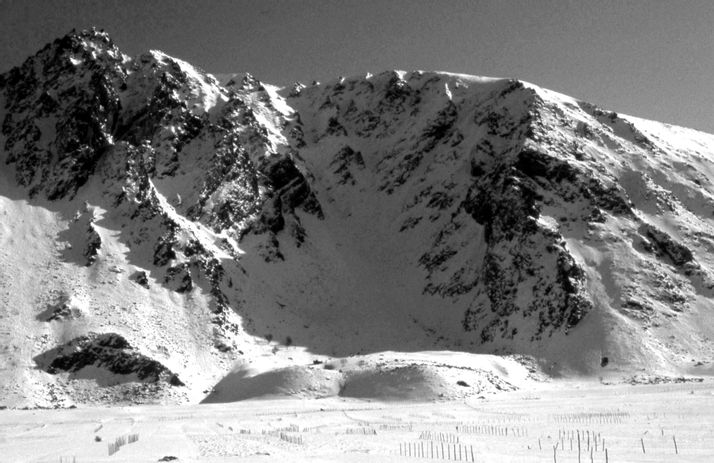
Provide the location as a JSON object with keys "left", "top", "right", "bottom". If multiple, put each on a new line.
{"left": 1, "top": 29, "right": 714, "bottom": 407}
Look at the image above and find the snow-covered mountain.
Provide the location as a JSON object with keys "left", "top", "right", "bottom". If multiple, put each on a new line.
{"left": 2, "top": 29, "right": 714, "bottom": 407}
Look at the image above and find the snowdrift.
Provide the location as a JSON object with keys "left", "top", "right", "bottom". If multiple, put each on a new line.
{"left": 203, "top": 352, "right": 529, "bottom": 403}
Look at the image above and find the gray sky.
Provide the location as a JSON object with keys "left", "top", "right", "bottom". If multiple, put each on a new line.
{"left": 2, "top": 0, "right": 713, "bottom": 133}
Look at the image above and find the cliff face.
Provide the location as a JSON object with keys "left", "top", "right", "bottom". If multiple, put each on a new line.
{"left": 1, "top": 30, "right": 714, "bottom": 406}
{"left": 278, "top": 72, "right": 714, "bottom": 371}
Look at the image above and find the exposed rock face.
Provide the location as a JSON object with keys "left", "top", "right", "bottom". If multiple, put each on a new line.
{"left": 640, "top": 224, "right": 694, "bottom": 267}
{"left": 287, "top": 74, "right": 600, "bottom": 346}
{"left": 131, "top": 270, "right": 150, "bottom": 288}
{"left": 2, "top": 30, "right": 714, "bottom": 406}
{"left": 0, "top": 31, "right": 124, "bottom": 199}
{"left": 37, "top": 293, "right": 81, "bottom": 322}
{"left": 84, "top": 222, "right": 102, "bottom": 265}
{"left": 35, "top": 333, "right": 183, "bottom": 386}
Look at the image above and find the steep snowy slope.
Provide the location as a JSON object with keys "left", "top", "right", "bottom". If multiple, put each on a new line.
{"left": 1, "top": 30, "right": 714, "bottom": 407}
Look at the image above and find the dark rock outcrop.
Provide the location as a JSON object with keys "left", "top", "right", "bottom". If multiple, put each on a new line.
{"left": 34, "top": 332, "right": 183, "bottom": 386}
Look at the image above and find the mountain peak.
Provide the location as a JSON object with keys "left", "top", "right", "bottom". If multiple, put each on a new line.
{"left": 19, "top": 28, "right": 120, "bottom": 75}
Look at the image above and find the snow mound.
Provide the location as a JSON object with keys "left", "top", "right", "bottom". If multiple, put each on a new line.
{"left": 202, "top": 365, "right": 342, "bottom": 402}
{"left": 203, "top": 352, "right": 529, "bottom": 403}
{"left": 341, "top": 363, "right": 515, "bottom": 401}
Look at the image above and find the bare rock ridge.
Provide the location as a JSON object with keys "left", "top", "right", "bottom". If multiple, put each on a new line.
{"left": 1, "top": 29, "right": 714, "bottom": 406}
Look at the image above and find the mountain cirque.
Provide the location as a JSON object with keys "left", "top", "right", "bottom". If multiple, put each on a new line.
{"left": 1, "top": 29, "right": 714, "bottom": 407}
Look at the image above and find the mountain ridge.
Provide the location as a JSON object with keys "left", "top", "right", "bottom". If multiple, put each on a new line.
{"left": 1, "top": 29, "right": 714, "bottom": 407}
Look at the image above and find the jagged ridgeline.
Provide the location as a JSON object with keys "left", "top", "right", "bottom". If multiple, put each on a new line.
{"left": 1, "top": 29, "right": 714, "bottom": 406}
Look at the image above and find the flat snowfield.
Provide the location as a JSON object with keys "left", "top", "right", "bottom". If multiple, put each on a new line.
{"left": 1, "top": 380, "right": 713, "bottom": 462}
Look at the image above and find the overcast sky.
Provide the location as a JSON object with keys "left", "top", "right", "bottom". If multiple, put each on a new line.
{"left": 2, "top": 0, "right": 713, "bottom": 133}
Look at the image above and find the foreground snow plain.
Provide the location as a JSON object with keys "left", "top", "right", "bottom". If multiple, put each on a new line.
{"left": 2, "top": 379, "right": 713, "bottom": 462}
